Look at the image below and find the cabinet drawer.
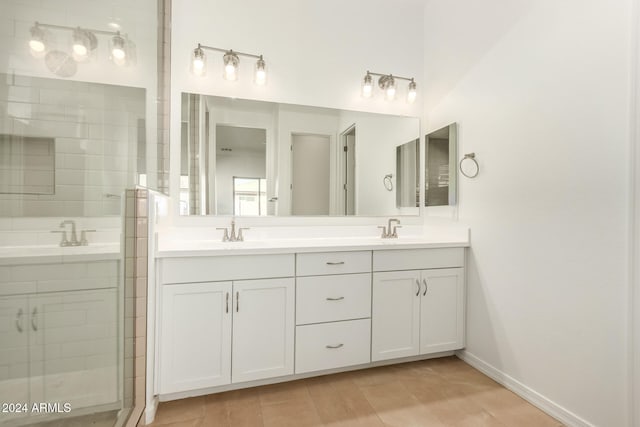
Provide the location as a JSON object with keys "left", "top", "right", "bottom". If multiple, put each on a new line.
{"left": 296, "top": 274, "right": 371, "bottom": 325}
{"left": 295, "top": 319, "right": 371, "bottom": 374}
{"left": 296, "top": 251, "right": 371, "bottom": 276}
{"left": 373, "top": 248, "right": 464, "bottom": 272}
{"left": 160, "top": 254, "right": 294, "bottom": 284}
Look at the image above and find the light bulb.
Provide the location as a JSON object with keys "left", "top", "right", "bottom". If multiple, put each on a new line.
{"left": 29, "top": 25, "right": 46, "bottom": 57}
{"left": 72, "top": 29, "right": 91, "bottom": 62}
{"left": 385, "top": 76, "right": 396, "bottom": 101}
{"left": 255, "top": 56, "right": 266, "bottom": 85}
{"left": 407, "top": 80, "right": 417, "bottom": 104}
{"left": 191, "top": 46, "right": 206, "bottom": 76}
{"left": 223, "top": 51, "right": 239, "bottom": 81}
{"left": 362, "top": 73, "right": 373, "bottom": 98}
{"left": 111, "top": 34, "right": 126, "bottom": 65}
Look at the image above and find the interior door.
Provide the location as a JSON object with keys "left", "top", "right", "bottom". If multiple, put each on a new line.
{"left": 0, "top": 296, "right": 29, "bottom": 422}
{"left": 29, "top": 290, "right": 118, "bottom": 409}
{"left": 419, "top": 268, "right": 465, "bottom": 354}
{"left": 372, "top": 270, "right": 421, "bottom": 361}
{"left": 291, "top": 134, "right": 330, "bottom": 215}
{"left": 232, "top": 278, "right": 294, "bottom": 383}
{"left": 160, "top": 282, "right": 232, "bottom": 393}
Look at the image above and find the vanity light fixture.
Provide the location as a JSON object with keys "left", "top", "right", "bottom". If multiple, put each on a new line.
{"left": 362, "top": 71, "right": 418, "bottom": 103}
{"left": 28, "top": 21, "right": 134, "bottom": 67}
{"left": 191, "top": 43, "right": 267, "bottom": 85}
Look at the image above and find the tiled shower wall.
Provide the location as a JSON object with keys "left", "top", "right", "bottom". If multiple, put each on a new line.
{"left": 0, "top": 73, "right": 145, "bottom": 217}
{"left": 124, "top": 188, "right": 148, "bottom": 426}
{"left": 156, "top": 0, "right": 171, "bottom": 194}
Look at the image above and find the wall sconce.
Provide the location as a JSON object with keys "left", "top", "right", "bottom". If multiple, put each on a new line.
{"left": 191, "top": 43, "right": 267, "bottom": 85}
{"left": 28, "top": 21, "right": 134, "bottom": 66}
{"left": 362, "top": 71, "right": 417, "bottom": 103}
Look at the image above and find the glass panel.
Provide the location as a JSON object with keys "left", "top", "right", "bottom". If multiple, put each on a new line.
{"left": 0, "top": 1, "right": 160, "bottom": 426}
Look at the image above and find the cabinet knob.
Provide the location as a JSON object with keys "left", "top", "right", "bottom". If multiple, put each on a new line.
{"left": 415, "top": 279, "right": 421, "bottom": 296}
{"left": 422, "top": 279, "right": 428, "bottom": 296}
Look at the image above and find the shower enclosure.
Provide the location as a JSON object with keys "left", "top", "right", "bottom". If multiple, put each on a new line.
{"left": 0, "top": 1, "right": 161, "bottom": 425}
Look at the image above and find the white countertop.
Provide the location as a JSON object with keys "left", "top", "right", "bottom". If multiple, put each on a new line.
{"left": 156, "top": 234, "right": 470, "bottom": 258}
{"left": 0, "top": 243, "right": 122, "bottom": 265}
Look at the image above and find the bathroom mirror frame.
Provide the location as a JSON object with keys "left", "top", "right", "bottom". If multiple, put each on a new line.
{"left": 171, "top": 93, "right": 427, "bottom": 225}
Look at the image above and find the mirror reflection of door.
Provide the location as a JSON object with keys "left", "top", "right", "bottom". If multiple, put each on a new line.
{"left": 291, "top": 133, "right": 330, "bottom": 215}
{"left": 216, "top": 125, "right": 267, "bottom": 216}
{"left": 342, "top": 126, "right": 356, "bottom": 215}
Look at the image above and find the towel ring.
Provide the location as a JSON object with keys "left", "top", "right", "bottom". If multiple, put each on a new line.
{"left": 460, "top": 153, "right": 479, "bottom": 178}
{"left": 383, "top": 174, "right": 393, "bottom": 191}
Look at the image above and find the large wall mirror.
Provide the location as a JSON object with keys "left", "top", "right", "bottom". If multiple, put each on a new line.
{"left": 180, "top": 93, "right": 421, "bottom": 217}
{"left": 424, "top": 123, "right": 457, "bottom": 206}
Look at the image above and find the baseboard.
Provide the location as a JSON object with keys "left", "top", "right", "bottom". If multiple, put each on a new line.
{"left": 456, "top": 350, "right": 594, "bottom": 427}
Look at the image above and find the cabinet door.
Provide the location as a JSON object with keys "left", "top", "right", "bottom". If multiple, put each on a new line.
{"left": 29, "top": 290, "right": 118, "bottom": 409}
{"left": 0, "top": 296, "right": 29, "bottom": 421}
{"left": 420, "top": 268, "right": 464, "bottom": 354}
{"left": 372, "top": 271, "right": 421, "bottom": 361}
{"left": 232, "top": 278, "right": 294, "bottom": 383}
{"left": 160, "top": 282, "right": 232, "bottom": 394}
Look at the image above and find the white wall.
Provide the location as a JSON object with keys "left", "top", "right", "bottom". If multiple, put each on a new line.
{"left": 423, "top": 1, "right": 632, "bottom": 425}
{"left": 170, "top": 0, "right": 425, "bottom": 219}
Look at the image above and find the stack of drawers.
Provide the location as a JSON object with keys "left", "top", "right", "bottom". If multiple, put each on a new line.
{"left": 295, "top": 251, "right": 372, "bottom": 374}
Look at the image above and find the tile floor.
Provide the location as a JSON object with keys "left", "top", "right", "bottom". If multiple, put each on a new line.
{"left": 146, "top": 357, "right": 563, "bottom": 427}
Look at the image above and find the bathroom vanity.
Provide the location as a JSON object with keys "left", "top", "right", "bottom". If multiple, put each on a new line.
{"left": 0, "top": 248, "right": 121, "bottom": 423}
{"left": 155, "top": 238, "right": 467, "bottom": 400}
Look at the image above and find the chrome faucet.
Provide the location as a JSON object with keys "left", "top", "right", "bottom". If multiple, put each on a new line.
{"left": 60, "top": 220, "right": 79, "bottom": 246}
{"left": 52, "top": 220, "right": 96, "bottom": 247}
{"left": 217, "top": 220, "right": 250, "bottom": 242}
{"left": 378, "top": 218, "right": 402, "bottom": 239}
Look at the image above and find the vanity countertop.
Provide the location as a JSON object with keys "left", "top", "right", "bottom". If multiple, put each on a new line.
{"left": 0, "top": 243, "right": 121, "bottom": 266}
{"left": 156, "top": 234, "right": 470, "bottom": 258}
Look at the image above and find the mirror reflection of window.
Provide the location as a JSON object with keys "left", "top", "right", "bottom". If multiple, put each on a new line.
{"left": 233, "top": 177, "right": 267, "bottom": 216}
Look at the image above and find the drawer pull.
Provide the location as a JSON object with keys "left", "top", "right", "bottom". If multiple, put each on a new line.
{"left": 326, "top": 261, "right": 345, "bottom": 265}
{"left": 416, "top": 279, "right": 421, "bottom": 296}
{"left": 326, "top": 296, "right": 345, "bottom": 301}
{"left": 423, "top": 279, "right": 428, "bottom": 296}
{"left": 326, "top": 343, "right": 344, "bottom": 349}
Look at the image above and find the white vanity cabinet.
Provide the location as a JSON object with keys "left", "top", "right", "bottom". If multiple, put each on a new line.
{"left": 156, "top": 245, "right": 467, "bottom": 399}
{"left": 160, "top": 282, "right": 232, "bottom": 393}
{"left": 294, "top": 251, "right": 372, "bottom": 374}
{"left": 0, "top": 260, "right": 119, "bottom": 422}
{"left": 158, "top": 255, "right": 295, "bottom": 394}
{"left": 231, "top": 278, "right": 295, "bottom": 383}
{"left": 371, "top": 248, "right": 465, "bottom": 362}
